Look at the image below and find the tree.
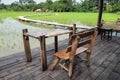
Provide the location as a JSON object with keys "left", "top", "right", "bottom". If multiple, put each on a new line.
{"left": 45, "top": 0, "right": 53, "bottom": 10}
{"left": 72, "top": 0, "right": 77, "bottom": 5}
{"left": 72, "top": 3, "right": 81, "bottom": 12}
{"left": 112, "top": 2, "right": 120, "bottom": 12}
{"left": 19, "top": 0, "right": 36, "bottom": 5}
{"left": 10, "top": 1, "right": 22, "bottom": 11}
{"left": 80, "top": 0, "right": 96, "bottom": 12}
{"left": 51, "top": 1, "right": 62, "bottom": 12}
{"left": 106, "top": 4, "right": 112, "bottom": 12}
{"left": 0, "top": 3, "right": 6, "bottom": 9}
{"left": 37, "top": 2, "right": 46, "bottom": 11}
{"left": 59, "top": 0, "right": 72, "bottom": 11}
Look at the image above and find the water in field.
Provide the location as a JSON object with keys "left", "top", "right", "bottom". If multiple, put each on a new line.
{"left": 0, "top": 18, "right": 69, "bottom": 58}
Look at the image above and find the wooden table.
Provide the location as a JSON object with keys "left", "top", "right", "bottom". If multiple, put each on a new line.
{"left": 22, "top": 29, "right": 72, "bottom": 71}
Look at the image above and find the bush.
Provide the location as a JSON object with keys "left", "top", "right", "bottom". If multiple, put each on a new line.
{"left": 112, "top": 2, "right": 120, "bottom": 12}
{"left": 106, "top": 4, "right": 113, "bottom": 12}
{"left": 116, "top": 12, "right": 120, "bottom": 15}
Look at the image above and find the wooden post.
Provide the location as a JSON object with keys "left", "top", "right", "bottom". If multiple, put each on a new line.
{"left": 54, "top": 36, "right": 58, "bottom": 52}
{"left": 68, "top": 24, "right": 76, "bottom": 39}
{"left": 72, "top": 24, "right": 76, "bottom": 35}
{"left": 22, "top": 29, "right": 32, "bottom": 62}
{"left": 97, "top": 0, "right": 104, "bottom": 27}
{"left": 68, "top": 24, "right": 76, "bottom": 45}
{"left": 39, "top": 35, "right": 47, "bottom": 71}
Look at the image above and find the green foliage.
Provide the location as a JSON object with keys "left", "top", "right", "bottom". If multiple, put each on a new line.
{"left": 106, "top": 4, "right": 113, "bottom": 12}
{"left": 112, "top": 2, "right": 120, "bottom": 12}
{"left": 19, "top": 0, "right": 36, "bottom": 5}
{"left": 116, "top": 11, "right": 120, "bottom": 15}
{"left": 72, "top": 3, "right": 81, "bottom": 12}
{"left": 45, "top": 0, "right": 53, "bottom": 10}
{"left": 37, "top": 2, "right": 46, "bottom": 11}
{"left": 80, "top": 1, "right": 96, "bottom": 12}
{"left": 0, "top": 3, "right": 6, "bottom": 9}
{"left": 51, "top": 2, "right": 63, "bottom": 12}
{"left": 51, "top": 0, "right": 73, "bottom": 12}
{"left": 0, "top": 0, "right": 120, "bottom": 12}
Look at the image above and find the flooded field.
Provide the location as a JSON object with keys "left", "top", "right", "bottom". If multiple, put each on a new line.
{"left": 0, "top": 18, "right": 68, "bottom": 58}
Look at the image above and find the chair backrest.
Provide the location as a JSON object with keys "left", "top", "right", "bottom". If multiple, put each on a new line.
{"left": 69, "top": 29, "right": 97, "bottom": 55}
{"left": 67, "top": 35, "right": 81, "bottom": 61}
{"left": 71, "top": 36, "right": 81, "bottom": 54}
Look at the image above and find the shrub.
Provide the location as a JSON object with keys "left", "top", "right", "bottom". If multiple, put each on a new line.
{"left": 106, "top": 4, "right": 113, "bottom": 12}
{"left": 116, "top": 12, "right": 120, "bottom": 15}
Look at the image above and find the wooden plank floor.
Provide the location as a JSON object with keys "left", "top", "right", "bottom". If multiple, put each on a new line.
{"left": 0, "top": 36, "right": 120, "bottom": 80}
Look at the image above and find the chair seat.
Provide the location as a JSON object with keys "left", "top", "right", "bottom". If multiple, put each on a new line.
{"left": 54, "top": 50, "right": 70, "bottom": 60}
{"left": 54, "top": 47, "right": 87, "bottom": 60}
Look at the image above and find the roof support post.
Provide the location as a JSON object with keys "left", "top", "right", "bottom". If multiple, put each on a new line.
{"left": 97, "top": 0, "right": 104, "bottom": 28}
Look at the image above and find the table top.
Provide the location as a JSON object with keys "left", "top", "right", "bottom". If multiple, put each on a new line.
{"left": 24, "top": 29, "right": 72, "bottom": 39}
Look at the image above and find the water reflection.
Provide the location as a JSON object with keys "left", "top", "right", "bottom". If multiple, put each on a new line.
{"left": 0, "top": 18, "right": 68, "bottom": 57}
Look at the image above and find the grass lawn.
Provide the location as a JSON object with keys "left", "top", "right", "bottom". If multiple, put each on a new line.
{"left": 0, "top": 11, "right": 120, "bottom": 27}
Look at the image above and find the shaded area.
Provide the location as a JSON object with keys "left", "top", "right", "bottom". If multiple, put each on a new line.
{"left": 0, "top": 36, "right": 120, "bottom": 80}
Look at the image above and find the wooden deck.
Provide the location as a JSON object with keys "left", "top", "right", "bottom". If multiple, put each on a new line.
{"left": 0, "top": 36, "right": 120, "bottom": 80}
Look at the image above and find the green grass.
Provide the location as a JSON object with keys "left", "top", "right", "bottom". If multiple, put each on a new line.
{"left": 0, "top": 11, "right": 35, "bottom": 19}
{"left": 0, "top": 11, "right": 55, "bottom": 29}
{"left": 0, "top": 11, "right": 120, "bottom": 28}
{"left": 26, "top": 12, "right": 120, "bottom": 27}
{"left": 102, "top": 13, "right": 120, "bottom": 21}
{"left": 26, "top": 12, "right": 99, "bottom": 26}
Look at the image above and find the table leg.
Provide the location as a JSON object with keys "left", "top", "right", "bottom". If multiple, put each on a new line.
{"left": 100, "top": 31, "right": 103, "bottom": 40}
{"left": 110, "top": 30, "right": 113, "bottom": 40}
{"left": 107, "top": 31, "right": 110, "bottom": 40}
{"left": 22, "top": 29, "right": 32, "bottom": 62}
{"left": 116, "top": 31, "right": 118, "bottom": 36}
{"left": 39, "top": 35, "right": 47, "bottom": 71}
{"left": 69, "top": 32, "right": 73, "bottom": 45}
{"left": 54, "top": 36, "right": 58, "bottom": 52}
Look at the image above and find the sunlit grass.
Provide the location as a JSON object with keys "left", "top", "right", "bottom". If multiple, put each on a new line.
{"left": 0, "top": 11, "right": 55, "bottom": 28}
{"left": 0, "top": 11, "right": 36, "bottom": 19}
{"left": 26, "top": 12, "right": 120, "bottom": 27}
{"left": 0, "top": 11, "right": 120, "bottom": 27}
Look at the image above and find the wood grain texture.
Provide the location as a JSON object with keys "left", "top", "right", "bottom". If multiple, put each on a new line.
{"left": 0, "top": 36, "right": 120, "bottom": 80}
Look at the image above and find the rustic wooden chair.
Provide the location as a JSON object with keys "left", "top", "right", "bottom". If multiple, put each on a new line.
{"left": 50, "top": 30, "right": 97, "bottom": 78}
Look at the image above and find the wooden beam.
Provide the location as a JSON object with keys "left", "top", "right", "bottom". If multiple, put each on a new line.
{"left": 97, "top": 0, "right": 104, "bottom": 27}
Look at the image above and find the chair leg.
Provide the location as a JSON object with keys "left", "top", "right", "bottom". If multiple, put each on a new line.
{"left": 86, "top": 52, "right": 91, "bottom": 66}
{"left": 63, "top": 60, "right": 68, "bottom": 66}
{"left": 50, "top": 57, "right": 60, "bottom": 70}
{"left": 68, "top": 61, "right": 73, "bottom": 78}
